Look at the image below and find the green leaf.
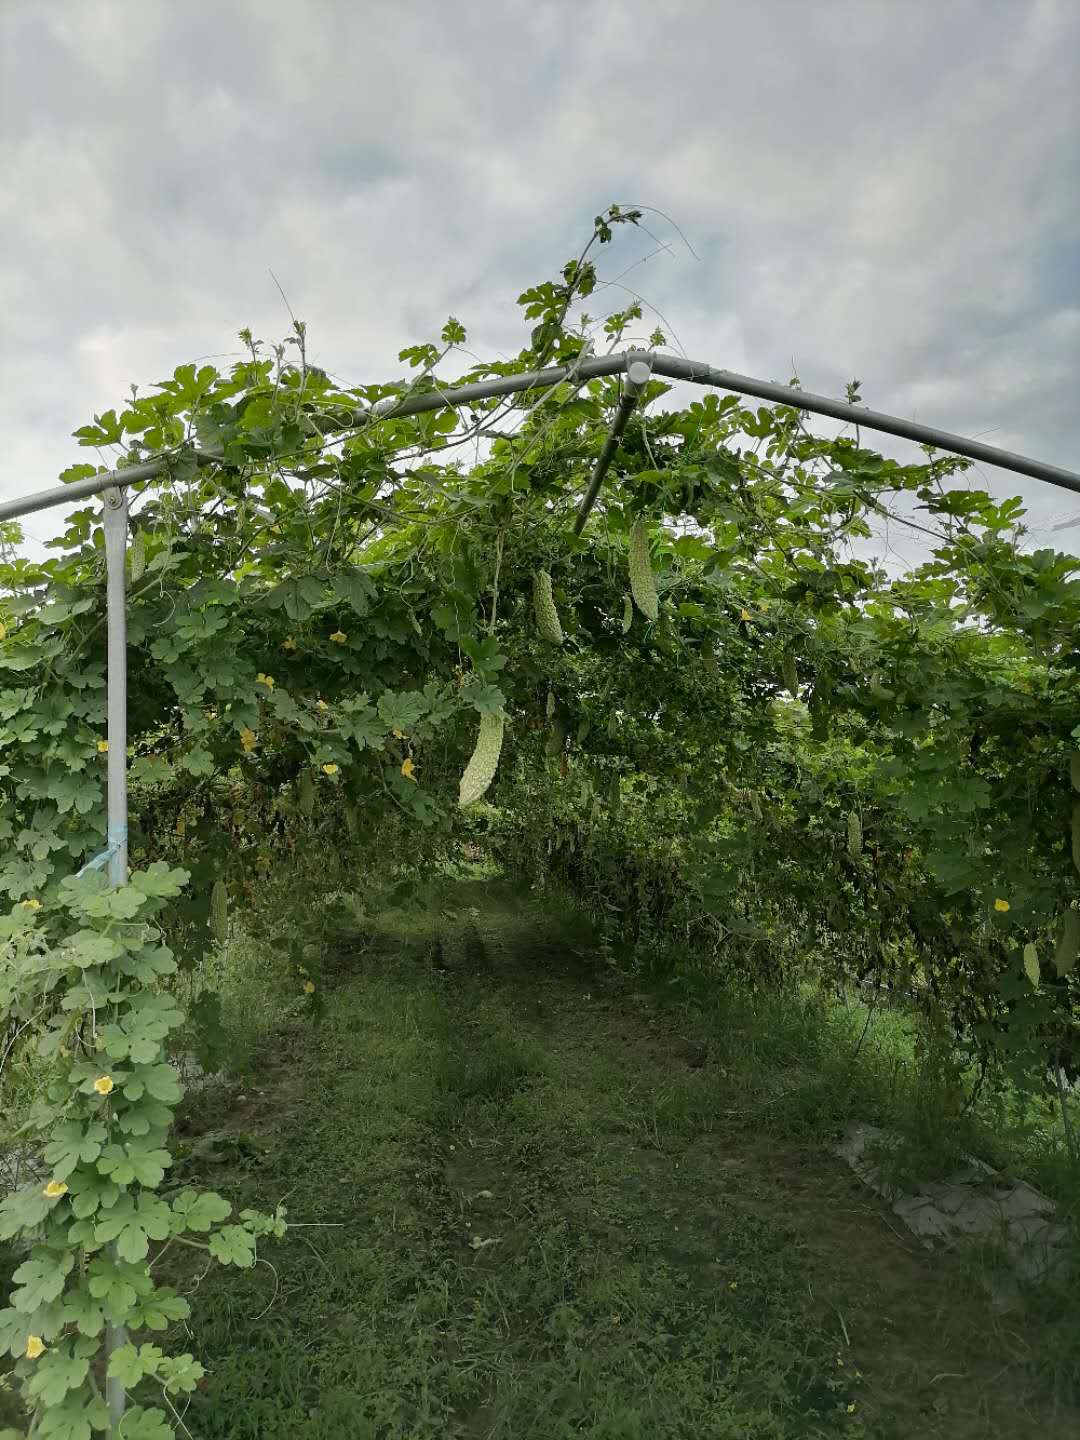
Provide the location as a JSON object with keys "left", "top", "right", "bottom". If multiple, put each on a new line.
{"left": 129, "top": 753, "right": 175, "bottom": 785}
{"left": 208, "top": 1223, "right": 257, "bottom": 1267}
{"left": 66, "top": 1169, "right": 119, "bottom": 1219}
{"left": 336, "top": 696, "right": 384, "bottom": 749}
{"left": 926, "top": 849, "right": 981, "bottom": 895}
{"left": 118, "top": 941, "right": 178, "bottom": 982}
{"left": 116, "top": 1095, "right": 173, "bottom": 1136}
{"left": 62, "top": 1286, "right": 108, "bottom": 1337}
{"left": 43, "top": 1121, "right": 107, "bottom": 1180}
{"left": 0, "top": 1301, "right": 62, "bottom": 1359}
{"left": 170, "top": 1188, "right": 232, "bottom": 1233}
{"left": 180, "top": 746, "right": 215, "bottom": 777}
{"left": 129, "top": 862, "right": 189, "bottom": 899}
{"left": 128, "top": 1285, "right": 189, "bottom": 1331}
{"left": 96, "top": 994, "right": 184, "bottom": 1064}
{"left": 107, "top": 1340, "right": 164, "bottom": 1387}
{"left": 37, "top": 1393, "right": 109, "bottom": 1440}
{"left": 464, "top": 682, "right": 505, "bottom": 718}
{"left": 260, "top": 575, "right": 325, "bottom": 620}
{"left": 0, "top": 1182, "right": 54, "bottom": 1239}
{"left": 105, "top": 1405, "right": 173, "bottom": 1440}
{"left": 132, "top": 1061, "right": 183, "bottom": 1104}
{"left": 11, "top": 1249, "right": 75, "bottom": 1311}
{"left": 239, "top": 1204, "right": 288, "bottom": 1239}
{"left": 87, "top": 1254, "right": 150, "bottom": 1319}
{"left": 376, "top": 688, "right": 428, "bottom": 735}
{"left": 158, "top": 1351, "right": 206, "bottom": 1395}
{"left": 94, "top": 1192, "right": 172, "bottom": 1262}
{"left": 26, "top": 1345, "right": 90, "bottom": 1408}
{"left": 96, "top": 1139, "right": 172, "bottom": 1188}
{"left": 60, "top": 929, "right": 123, "bottom": 969}
{"left": 441, "top": 315, "right": 467, "bottom": 345}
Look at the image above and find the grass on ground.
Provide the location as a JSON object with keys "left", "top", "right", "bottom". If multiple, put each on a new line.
{"left": 152, "top": 880, "right": 1079, "bottom": 1439}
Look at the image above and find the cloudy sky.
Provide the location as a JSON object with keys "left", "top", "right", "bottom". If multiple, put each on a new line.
{"left": 1, "top": 0, "right": 1077, "bottom": 568}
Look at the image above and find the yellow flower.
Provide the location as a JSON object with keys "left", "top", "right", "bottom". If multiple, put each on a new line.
{"left": 93, "top": 1075, "right": 114, "bottom": 1096}
{"left": 329, "top": 630, "right": 347, "bottom": 644}
{"left": 392, "top": 728, "right": 406, "bottom": 740}
{"left": 994, "top": 898, "right": 1010, "bottom": 913}
{"left": 316, "top": 699, "right": 329, "bottom": 711}
{"left": 256, "top": 672, "right": 274, "bottom": 690}
{"left": 847, "top": 1403, "right": 857, "bottom": 1413}
{"left": 739, "top": 608, "right": 751, "bottom": 622}
{"left": 25, "top": 1335, "right": 45, "bottom": 1360}
{"left": 303, "top": 980, "right": 316, "bottom": 995}
{"left": 97, "top": 739, "right": 109, "bottom": 753}
{"left": 240, "top": 727, "right": 257, "bottom": 753}
{"left": 728, "top": 1280, "right": 738, "bottom": 1291}
{"left": 282, "top": 636, "right": 297, "bottom": 652}
{"left": 322, "top": 762, "right": 339, "bottom": 776}
{"left": 43, "top": 1179, "right": 68, "bottom": 1199}
{"left": 401, "top": 757, "right": 416, "bottom": 781}
{"left": 21, "top": 898, "right": 41, "bottom": 911}
{"left": 0, "top": 621, "right": 6, "bottom": 641}
{"left": 298, "top": 965, "right": 308, "bottom": 975}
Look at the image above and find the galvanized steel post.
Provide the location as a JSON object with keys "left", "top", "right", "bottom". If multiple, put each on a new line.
{"left": 101, "top": 486, "right": 129, "bottom": 1424}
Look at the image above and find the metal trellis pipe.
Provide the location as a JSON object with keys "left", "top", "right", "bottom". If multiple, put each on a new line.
{"left": 573, "top": 355, "right": 655, "bottom": 534}
{"left": 2, "top": 349, "right": 1078, "bottom": 528}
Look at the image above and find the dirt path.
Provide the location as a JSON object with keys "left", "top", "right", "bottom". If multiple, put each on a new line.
{"left": 170, "top": 903, "right": 1079, "bottom": 1439}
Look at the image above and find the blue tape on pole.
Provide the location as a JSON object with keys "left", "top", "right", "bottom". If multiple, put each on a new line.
{"left": 76, "top": 846, "right": 115, "bottom": 878}
{"left": 76, "top": 826, "right": 128, "bottom": 879}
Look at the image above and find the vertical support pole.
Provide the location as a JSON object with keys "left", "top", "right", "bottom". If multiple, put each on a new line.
{"left": 102, "top": 486, "right": 129, "bottom": 1427}
{"left": 573, "top": 355, "right": 655, "bottom": 535}
{"left": 103, "top": 488, "right": 129, "bottom": 889}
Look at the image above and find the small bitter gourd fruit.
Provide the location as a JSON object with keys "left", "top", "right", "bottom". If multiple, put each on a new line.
{"left": 545, "top": 716, "right": 565, "bottom": 757}
{"left": 628, "top": 519, "right": 658, "bottom": 622}
{"left": 129, "top": 529, "right": 146, "bottom": 584}
{"left": 1023, "top": 942, "right": 1040, "bottom": 988}
{"left": 546, "top": 689, "right": 556, "bottom": 721}
{"left": 782, "top": 651, "right": 798, "bottom": 697}
{"left": 1055, "top": 909, "right": 1080, "bottom": 977}
{"left": 621, "top": 594, "right": 633, "bottom": 634}
{"left": 1070, "top": 752, "right": 1080, "bottom": 794}
{"left": 210, "top": 879, "right": 228, "bottom": 945}
{"left": 847, "top": 810, "right": 863, "bottom": 858}
{"left": 298, "top": 770, "right": 316, "bottom": 817}
{"left": 459, "top": 712, "right": 505, "bottom": 806}
{"left": 533, "top": 570, "right": 563, "bottom": 645}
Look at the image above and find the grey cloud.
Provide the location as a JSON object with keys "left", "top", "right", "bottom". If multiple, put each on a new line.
{"left": 1, "top": 0, "right": 1076, "bottom": 561}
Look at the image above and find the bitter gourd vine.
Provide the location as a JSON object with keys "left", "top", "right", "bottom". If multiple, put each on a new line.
{"left": 3, "top": 210, "right": 1080, "bottom": 1433}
